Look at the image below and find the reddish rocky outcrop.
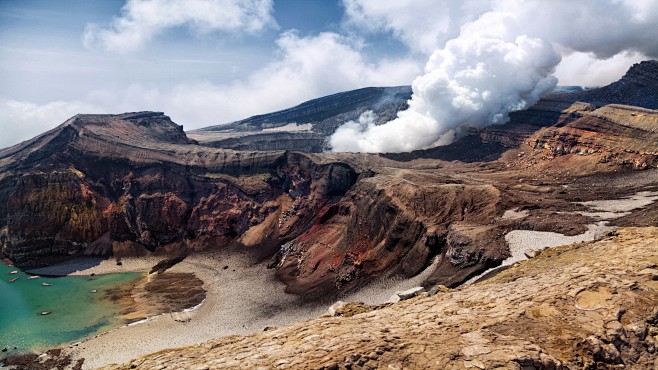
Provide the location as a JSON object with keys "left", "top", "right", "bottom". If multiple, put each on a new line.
{"left": 272, "top": 172, "right": 505, "bottom": 295}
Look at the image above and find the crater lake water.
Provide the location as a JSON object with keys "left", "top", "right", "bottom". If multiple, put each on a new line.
{"left": 0, "top": 261, "right": 142, "bottom": 355}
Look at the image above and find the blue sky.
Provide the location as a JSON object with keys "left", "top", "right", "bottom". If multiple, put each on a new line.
{"left": 0, "top": 0, "right": 655, "bottom": 148}
{"left": 1, "top": 0, "right": 358, "bottom": 101}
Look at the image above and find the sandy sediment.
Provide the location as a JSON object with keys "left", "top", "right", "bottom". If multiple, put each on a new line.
{"left": 61, "top": 252, "right": 315, "bottom": 369}
{"left": 58, "top": 249, "right": 439, "bottom": 369}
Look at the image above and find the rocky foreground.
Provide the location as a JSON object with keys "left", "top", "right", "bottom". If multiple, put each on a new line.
{"left": 104, "top": 227, "right": 658, "bottom": 369}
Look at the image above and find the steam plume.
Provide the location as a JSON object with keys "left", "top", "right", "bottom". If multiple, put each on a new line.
{"left": 330, "top": 34, "right": 559, "bottom": 152}
{"left": 330, "top": 0, "right": 658, "bottom": 153}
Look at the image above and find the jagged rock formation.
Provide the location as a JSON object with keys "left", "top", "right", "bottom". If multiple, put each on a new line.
{"left": 104, "top": 227, "right": 658, "bottom": 370}
{"left": 1, "top": 61, "right": 657, "bottom": 298}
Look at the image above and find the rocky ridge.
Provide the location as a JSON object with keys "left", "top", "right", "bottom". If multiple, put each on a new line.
{"left": 189, "top": 86, "right": 412, "bottom": 152}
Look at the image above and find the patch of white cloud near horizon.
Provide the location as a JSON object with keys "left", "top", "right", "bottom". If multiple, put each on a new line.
{"left": 83, "top": 0, "right": 278, "bottom": 52}
{"left": 0, "top": 100, "right": 105, "bottom": 149}
{"left": 554, "top": 51, "right": 649, "bottom": 87}
{"left": 0, "top": 32, "right": 421, "bottom": 149}
{"left": 330, "top": 0, "right": 658, "bottom": 153}
{"left": 342, "top": 0, "right": 492, "bottom": 54}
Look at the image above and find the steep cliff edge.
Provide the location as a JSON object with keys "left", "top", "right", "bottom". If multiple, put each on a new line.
{"left": 103, "top": 227, "right": 658, "bottom": 370}
{"left": 0, "top": 112, "right": 358, "bottom": 268}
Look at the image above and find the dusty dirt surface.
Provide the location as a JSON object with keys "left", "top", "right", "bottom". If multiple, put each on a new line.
{"left": 108, "top": 272, "right": 206, "bottom": 324}
{"left": 103, "top": 227, "right": 658, "bottom": 370}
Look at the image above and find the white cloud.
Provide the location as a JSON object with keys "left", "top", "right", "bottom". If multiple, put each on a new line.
{"left": 0, "top": 100, "right": 105, "bottom": 149}
{"left": 83, "top": 0, "right": 278, "bottom": 52}
{"left": 554, "top": 51, "right": 649, "bottom": 87}
{"left": 343, "top": 0, "right": 658, "bottom": 59}
{"left": 342, "top": 0, "right": 658, "bottom": 90}
{"left": 342, "top": 0, "right": 491, "bottom": 54}
{"left": 0, "top": 31, "right": 420, "bottom": 148}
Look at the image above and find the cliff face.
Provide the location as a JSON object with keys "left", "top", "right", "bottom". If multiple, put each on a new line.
{"left": 0, "top": 112, "right": 358, "bottom": 268}
{"left": 104, "top": 227, "right": 658, "bottom": 370}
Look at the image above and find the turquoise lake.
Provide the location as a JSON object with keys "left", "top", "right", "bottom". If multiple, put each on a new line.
{"left": 0, "top": 261, "right": 142, "bottom": 354}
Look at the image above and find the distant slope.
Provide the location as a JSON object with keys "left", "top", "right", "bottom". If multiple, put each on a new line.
{"left": 190, "top": 61, "right": 657, "bottom": 153}
{"left": 188, "top": 86, "right": 412, "bottom": 152}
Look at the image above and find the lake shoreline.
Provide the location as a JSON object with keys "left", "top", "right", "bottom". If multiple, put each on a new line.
{"left": 0, "top": 261, "right": 143, "bottom": 360}
{"left": 35, "top": 248, "right": 434, "bottom": 370}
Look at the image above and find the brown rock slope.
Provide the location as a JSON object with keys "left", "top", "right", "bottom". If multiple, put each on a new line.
{"left": 519, "top": 104, "right": 658, "bottom": 172}
{"left": 105, "top": 227, "right": 658, "bottom": 370}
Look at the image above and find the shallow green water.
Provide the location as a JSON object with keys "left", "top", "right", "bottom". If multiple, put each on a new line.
{"left": 0, "top": 262, "right": 142, "bottom": 354}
